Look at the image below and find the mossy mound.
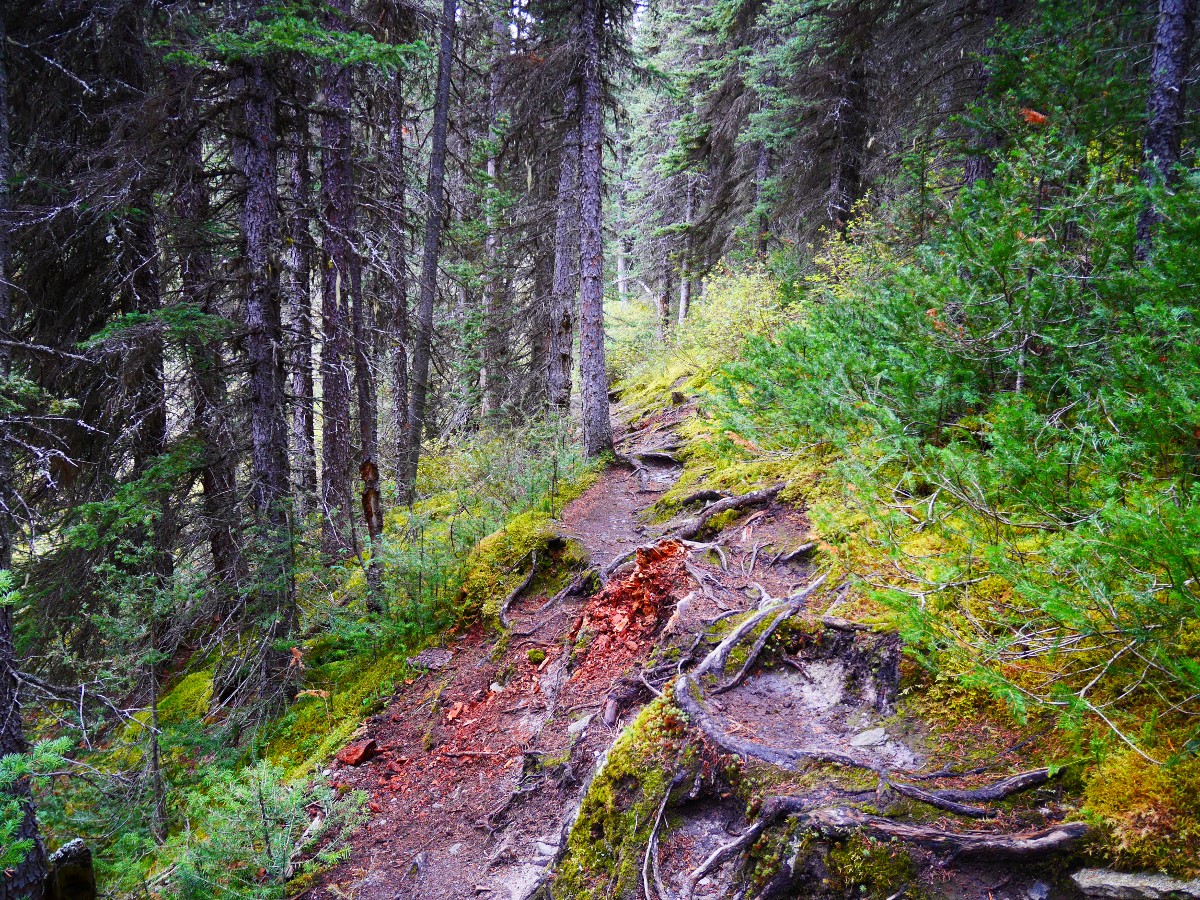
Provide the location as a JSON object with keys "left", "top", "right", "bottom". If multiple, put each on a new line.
{"left": 264, "top": 649, "right": 413, "bottom": 777}
{"left": 458, "top": 510, "right": 589, "bottom": 630}
{"left": 553, "top": 695, "right": 695, "bottom": 898}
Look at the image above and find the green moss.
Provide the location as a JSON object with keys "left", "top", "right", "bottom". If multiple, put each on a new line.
{"left": 264, "top": 650, "right": 414, "bottom": 777}
{"left": 552, "top": 695, "right": 694, "bottom": 898}
{"left": 527, "top": 648, "right": 547, "bottom": 665}
{"left": 828, "top": 834, "right": 916, "bottom": 900}
{"left": 1084, "top": 748, "right": 1200, "bottom": 877}
{"left": 458, "top": 510, "right": 589, "bottom": 630}
{"left": 158, "top": 671, "right": 214, "bottom": 726}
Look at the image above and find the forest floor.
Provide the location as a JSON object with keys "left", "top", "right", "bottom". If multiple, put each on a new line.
{"left": 307, "top": 402, "right": 1087, "bottom": 900}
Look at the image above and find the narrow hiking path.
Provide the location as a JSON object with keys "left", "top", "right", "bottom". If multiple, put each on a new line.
{"left": 308, "top": 400, "right": 822, "bottom": 900}
{"left": 308, "top": 402, "right": 1084, "bottom": 900}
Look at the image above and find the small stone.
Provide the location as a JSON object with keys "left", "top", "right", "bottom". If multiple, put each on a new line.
{"left": 336, "top": 739, "right": 379, "bottom": 766}
{"left": 850, "top": 727, "right": 888, "bottom": 747}
{"left": 535, "top": 841, "right": 558, "bottom": 858}
{"left": 490, "top": 682, "right": 504, "bottom": 693}
{"left": 568, "top": 714, "right": 594, "bottom": 736}
{"left": 1072, "top": 869, "right": 1200, "bottom": 900}
{"left": 406, "top": 647, "right": 454, "bottom": 670}
{"left": 527, "top": 648, "right": 547, "bottom": 665}
{"left": 603, "top": 697, "right": 619, "bottom": 726}
{"left": 448, "top": 842, "right": 463, "bottom": 856}
{"left": 1028, "top": 881, "right": 1050, "bottom": 900}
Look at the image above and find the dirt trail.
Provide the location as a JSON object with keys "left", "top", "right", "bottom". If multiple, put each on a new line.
{"left": 308, "top": 402, "right": 1079, "bottom": 900}
{"left": 310, "top": 403, "right": 730, "bottom": 899}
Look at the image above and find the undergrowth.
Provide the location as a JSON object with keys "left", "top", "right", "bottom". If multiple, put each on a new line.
{"left": 31, "top": 417, "right": 598, "bottom": 897}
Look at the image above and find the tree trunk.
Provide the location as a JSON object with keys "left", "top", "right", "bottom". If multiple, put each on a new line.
{"left": 547, "top": 85, "right": 581, "bottom": 413}
{"left": 754, "top": 139, "right": 770, "bottom": 253}
{"left": 678, "top": 176, "right": 695, "bottom": 325}
{"left": 387, "top": 85, "right": 410, "bottom": 498}
{"left": 656, "top": 269, "right": 672, "bottom": 342}
{"left": 285, "top": 112, "right": 317, "bottom": 518}
{"left": 615, "top": 132, "right": 630, "bottom": 304}
{"left": 319, "top": 1, "right": 356, "bottom": 555}
{"left": 235, "top": 57, "right": 295, "bottom": 690}
{"left": 1137, "top": 0, "right": 1197, "bottom": 257}
{"left": 577, "top": 0, "right": 613, "bottom": 457}
{"left": 403, "top": 0, "right": 457, "bottom": 502}
{"left": 481, "top": 10, "right": 510, "bottom": 418}
{"left": 826, "top": 54, "right": 868, "bottom": 231}
{"left": 174, "top": 99, "right": 246, "bottom": 597}
{"left": 963, "top": 0, "right": 1014, "bottom": 186}
{"left": 0, "top": 12, "right": 47, "bottom": 897}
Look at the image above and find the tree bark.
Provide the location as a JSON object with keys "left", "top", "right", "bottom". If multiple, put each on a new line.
{"left": 284, "top": 109, "right": 317, "bottom": 518}
{"left": 174, "top": 95, "right": 246, "bottom": 597}
{"left": 319, "top": 0, "right": 356, "bottom": 555}
{"left": 547, "top": 85, "right": 581, "bottom": 413}
{"left": 1137, "top": 0, "right": 1197, "bottom": 257}
{"left": 481, "top": 9, "right": 510, "bottom": 418}
{"left": 0, "top": 10, "right": 47, "bottom": 896}
{"left": 678, "top": 176, "right": 695, "bottom": 325}
{"left": 403, "top": 0, "right": 457, "bottom": 502}
{"left": 235, "top": 56, "right": 295, "bottom": 689}
{"left": 826, "top": 53, "right": 868, "bottom": 230}
{"left": 387, "top": 84, "right": 410, "bottom": 498}
{"left": 656, "top": 270, "right": 672, "bottom": 341}
{"left": 577, "top": 0, "right": 613, "bottom": 457}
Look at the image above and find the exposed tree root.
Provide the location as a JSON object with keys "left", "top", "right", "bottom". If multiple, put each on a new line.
{"left": 498, "top": 551, "right": 539, "bottom": 630}
{"left": 643, "top": 789, "right": 673, "bottom": 900}
{"left": 711, "top": 575, "right": 828, "bottom": 694}
{"left": 924, "top": 767, "right": 1052, "bottom": 802}
{"left": 509, "top": 568, "right": 596, "bottom": 638}
{"left": 672, "top": 485, "right": 782, "bottom": 542}
{"left": 604, "top": 486, "right": 784, "bottom": 579}
{"left": 675, "top": 672, "right": 882, "bottom": 773}
{"left": 800, "top": 806, "right": 1089, "bottom": 859}
{"left": 775, "top": 541, "right": 816, "bottom": 564}
{"left": 677, "top": 488, "right": 730, "bottom": 507}
{"left": 882, "top": 778, "right": 994, "bottom": 819}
